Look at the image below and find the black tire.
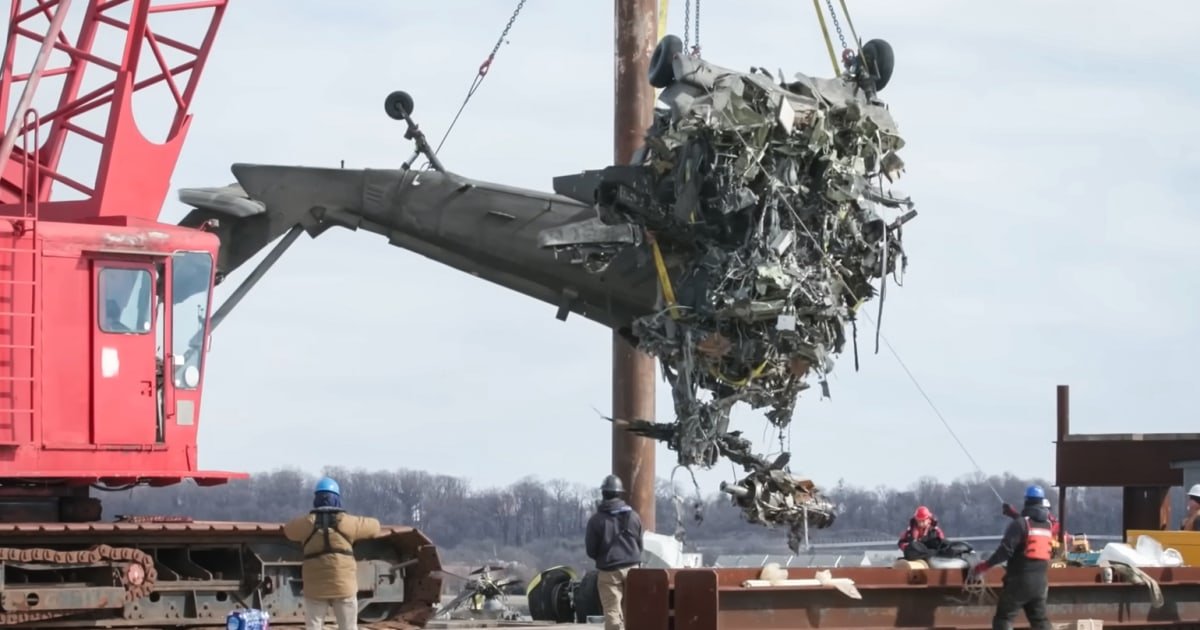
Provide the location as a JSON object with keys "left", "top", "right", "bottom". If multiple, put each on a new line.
{"left": 861, "top": 39, "right": 894, "bottom": 91}
{"left": 527, "top": 567, "right": 575, "bottom": 622}
{"left": 572, "top": 570, "right": 603, "bottom": 623}
{"left": 648, "top": 35, "right": 683, "bottom": 88}
{"left": 384, "top": 90, "right": 415, "bottom": 120}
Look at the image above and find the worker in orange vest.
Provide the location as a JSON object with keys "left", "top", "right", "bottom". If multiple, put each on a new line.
{"left": 1004, "top": 497, "right": 1073, "bottom": 556}
{"left": 969, "top": 485, "right": 1054, "bottom": 630}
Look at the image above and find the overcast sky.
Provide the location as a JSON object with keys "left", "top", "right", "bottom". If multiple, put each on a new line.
{"left": 15, "top": 1, "right": 1200, "bottom": 505}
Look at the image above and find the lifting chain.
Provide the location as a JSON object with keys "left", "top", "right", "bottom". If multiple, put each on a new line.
{"left": 823, "top": 0, "right": 848, "bottom": 52}
{"left": 478, "top": 0, "right": 527, "bottom": 78}
{"left": 0, "top": 544, "right": 158, "bottom": 625}
{"left": 432, "top": 0, "right": 528, "bottom": 156}
{"left": 683, "top": 0, "right": 701, "bottom": 55}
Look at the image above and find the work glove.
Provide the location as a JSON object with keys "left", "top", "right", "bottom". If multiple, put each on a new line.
{"left": 1002, "top": 503, "right": 1019, "bottom": 518}
{"left": 967, "top": 561, "right": 990, "bottom": 582}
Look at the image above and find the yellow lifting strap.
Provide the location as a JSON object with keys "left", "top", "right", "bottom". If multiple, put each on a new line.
{"left": 646, "top": 231, "right": 680, "bottom": 320}
{"left": 658, "top": 0, "right": 670, "bottom": 42}
{"left": 709, "top": 360, "right": 769, "bottom": 388}
{"left": 649, "top": 4, "right": 677, "bottom": 318}
{"left": 811, "top": 0, "right": 841, "bottom": 75}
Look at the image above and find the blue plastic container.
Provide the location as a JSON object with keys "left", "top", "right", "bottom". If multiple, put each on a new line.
{"left": 226, "top": 609, "right": 270, "bottom": 630}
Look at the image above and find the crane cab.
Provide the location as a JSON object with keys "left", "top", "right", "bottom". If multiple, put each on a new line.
{"left": 0, "top": 215, "right": 242, "bottom": 495}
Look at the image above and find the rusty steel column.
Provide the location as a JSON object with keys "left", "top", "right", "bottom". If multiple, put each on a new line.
{"left": 1056, "top": 385, "right": 1069, "bottom": 543}
{"left": 612, "top": 0, "right": 658, "bottom": 532}
{"left": 1056, "top": 384, "right": 1070, "bottom": 440}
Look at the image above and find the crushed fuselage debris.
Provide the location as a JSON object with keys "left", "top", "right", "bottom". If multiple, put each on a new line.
{"left": 545, "top": 37, "right": 916, "bottom": 550}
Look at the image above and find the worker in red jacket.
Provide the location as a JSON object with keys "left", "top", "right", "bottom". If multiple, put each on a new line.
{"left": 898, "top": 505, "right": 946, "bottom": 562}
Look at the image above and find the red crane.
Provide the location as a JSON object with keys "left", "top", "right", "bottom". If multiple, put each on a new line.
{"left": 0, "top": 1, "right": 441, "bottom": 626}
{"left": 0, "top": 0, "right": 237, "bottom": 487}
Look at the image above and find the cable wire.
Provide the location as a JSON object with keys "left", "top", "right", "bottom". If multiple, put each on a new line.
{"left": 431, "top": 0, "right": 528, "bottom": 158}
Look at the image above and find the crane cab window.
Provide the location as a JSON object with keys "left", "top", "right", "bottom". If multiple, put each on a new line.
{"left": 98, "top": 268, "right": 153, "bottom": 334}
{"left": 169, "top": 251, "right": 214, "bottom": 391}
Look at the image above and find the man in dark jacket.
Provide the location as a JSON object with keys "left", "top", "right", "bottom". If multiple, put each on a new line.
{"left": 585, "top": 474, "right": 643, "bottom": 630}
{"left": 969, "top": 485, "right": 1054, "bottom": 630}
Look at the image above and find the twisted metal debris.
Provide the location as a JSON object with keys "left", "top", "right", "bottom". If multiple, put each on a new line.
{"left": 551, "top": 36, "right": 915, "bottom": 549}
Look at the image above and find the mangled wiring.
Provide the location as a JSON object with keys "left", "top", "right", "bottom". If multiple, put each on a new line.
{"left": 701, "top": 83, "right": 1007, "bottom": 506}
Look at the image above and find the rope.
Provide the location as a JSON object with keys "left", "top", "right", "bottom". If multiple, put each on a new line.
{"left": 431, "top": 0, "right": 527, "bottom": 158}
{"left": 1110, "top": 562, "right": 1165, "bottom": 608}
{"left": 954, "top": 575, "right": 998, "bottom": 606}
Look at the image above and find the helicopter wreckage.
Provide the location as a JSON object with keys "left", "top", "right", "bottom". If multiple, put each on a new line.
{"left": 176, "top": 35, "right": 913, "bottom": 552}
{"left": 540, "top": 36, "right": 914, "bottom": 550}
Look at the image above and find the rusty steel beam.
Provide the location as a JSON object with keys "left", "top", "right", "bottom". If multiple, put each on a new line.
{"left": 627, "top": 566, "right": 1200, "bottom": 629}
{"left": 1058, "top": 439, "right": 1199, "bottom": 487}
{"left": 611, "top": 0, "right": 658, "bottom": 532}
{"left": 1055, "top": 384, "right": 1200, "bottom": 487}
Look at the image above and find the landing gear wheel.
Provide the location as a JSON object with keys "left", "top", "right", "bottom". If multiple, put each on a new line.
{"left": 649, "top": 35, "right": 683, "bottom": 88}
{"left": 861, "top": 39, "right": 894, "bottom": 91}
{"left": 527, "top": 567, "right": 576, "bottom": 622}
{"left": 384, "top": 90, "right": 416, "bottom": 120}
{"left": 573, "top": 570, "right": 602, "bottom": 623}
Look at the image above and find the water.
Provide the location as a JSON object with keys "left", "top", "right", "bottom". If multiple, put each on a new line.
{"left": 226, "top": 609, "right": 270, "bottom": 630}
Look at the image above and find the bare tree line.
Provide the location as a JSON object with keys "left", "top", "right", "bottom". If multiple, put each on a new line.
{"left": 99, "top": 468, "right": 1157, "bottom": 570}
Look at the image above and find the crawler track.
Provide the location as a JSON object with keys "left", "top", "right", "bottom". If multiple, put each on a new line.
{"left": 0, "top": 521, "right": 443, "bottom": 628}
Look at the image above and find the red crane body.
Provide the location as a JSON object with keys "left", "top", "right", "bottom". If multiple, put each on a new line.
{"left": 0, "top": 0, "right": 239, "bottom": 488}
{"left": 0, "top": 2, "right": 443, "bottom": 626}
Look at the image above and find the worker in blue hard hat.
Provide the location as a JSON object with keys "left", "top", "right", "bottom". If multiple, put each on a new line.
{"left": 1003, "top": 495, "right": 1071, "bottom": 557}
{"left": 284, "top": 476, "right": 381, "bottom": 630}
{"left": 969, "top": 485, "right": 1054, "bottom": 630}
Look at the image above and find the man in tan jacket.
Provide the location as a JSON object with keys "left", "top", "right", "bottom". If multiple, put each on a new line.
{"left": 284, "top": 476, "right": 381, "bottom": 630}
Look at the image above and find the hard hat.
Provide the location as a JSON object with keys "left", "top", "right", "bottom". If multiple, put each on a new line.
{"left": 1188, "top": 484, "right": 1200, "bottom": 500}
{"left": 1024, "top": 485, "right": 1045, "bottom": 501}
{"left": 913, "top": 506, "right": 932, "bottom": 520}
{"left": 601, "top": 474, "right": 624, "bottom": 494}
{"left": 314, "top": 476, "right": 341, "bottom": 496}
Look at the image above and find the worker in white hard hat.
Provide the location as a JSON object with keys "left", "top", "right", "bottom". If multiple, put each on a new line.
{"left": 1180, "top": 484, "right": 1200, "bottom": 531}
